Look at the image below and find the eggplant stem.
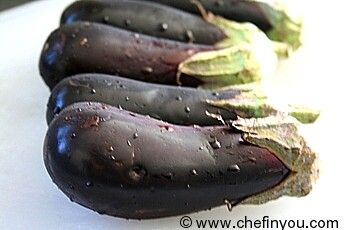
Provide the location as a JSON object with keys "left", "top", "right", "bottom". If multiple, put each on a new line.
{"left": 189, "top": 0, "right": 209, "bottom": 20}
{"left": 176, "top": 71, "right": 182, "bottom": 86}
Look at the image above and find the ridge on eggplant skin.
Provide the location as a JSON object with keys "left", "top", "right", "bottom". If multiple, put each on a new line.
{"left": 44, "top": 102, "right": 291, "bottom": 219}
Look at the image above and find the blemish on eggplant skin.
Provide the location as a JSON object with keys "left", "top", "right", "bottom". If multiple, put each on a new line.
{"left": 80, "top": 38, "right": 88, "bottom": 47}
{"left": 128, "top": 166, "right": 147, "bottom": 182}
{"left": 83, "top": 115, "right": 100, "bottom": 128}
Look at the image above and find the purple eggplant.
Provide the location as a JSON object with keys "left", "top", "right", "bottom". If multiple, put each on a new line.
{"left": 44, "top": 102, "right": 300, "bottom": 219}
{"left": 141, "top": 0, "right": 302, "bottom": 49}
{"left": 47, "top": 74, "right": 320, "bottom": 125}
{"left": 61, "top": 0, "right": 227, "bottom": 45}
{"left": 39, "top": 22, "right": 267, "bottom": 90}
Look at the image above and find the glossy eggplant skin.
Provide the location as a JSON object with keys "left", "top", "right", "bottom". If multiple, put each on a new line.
{"left": 61, "top": 0, "right": 226, "bottom": 45}
{"left": 143, "top": 0, "right": 274, "bottom": 32}
{"left": 44, "top": 102, "right": 289, "bottom": 219}
{"left": 39, "top": 22, "right": 212, "bottom": 90}
{"left": 47, "top": 74, "right": 240, "bottom": 125}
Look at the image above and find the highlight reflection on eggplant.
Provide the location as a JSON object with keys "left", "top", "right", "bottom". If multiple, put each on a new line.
{"left": 47, "top": 74, "right": 321, "bottom": 125}
{"left": 44, "top": 102, "right": 318, "bottom": 219}
{"left": 39, "top": 22, "right": 273, "bottom": 90}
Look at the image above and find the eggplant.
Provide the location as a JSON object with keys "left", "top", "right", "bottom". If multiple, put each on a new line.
{"left": 47, "top": 74, "right": 240, "bottom": 125}
{"left": 47, "top": 74, "right": 320, "bottom": 126}
{"left": 60, "top": 0, "right": 290, "bottom": 57}
{"left": 44, "top": 102, "right": 301, "bottom": 219}
{"left": 61, "top": 0, "right": 227, "bottom": 45}
{"left": 39, "top": 22, "right": 207, "bottom": 89}
{"left": 142, "top": 0, "right": 273, "bottom": 31}
{"left": 142, "top": 0, "right": 302, "bottom": 49}
{"left": 39, "top": 22, "right": 276, "bottom": 90}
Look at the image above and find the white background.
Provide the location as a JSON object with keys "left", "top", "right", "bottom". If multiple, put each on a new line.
{"left": 0, "top": 0, "right": 345, "bottom": 229}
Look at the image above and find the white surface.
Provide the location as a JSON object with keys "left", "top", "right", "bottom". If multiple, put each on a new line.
{"left": 0, "top": 0, "right": 345, "bottom": 229}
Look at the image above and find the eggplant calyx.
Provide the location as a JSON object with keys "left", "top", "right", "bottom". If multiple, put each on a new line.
{"left": 260, "top": 1, "right": 302, "bottom": 50}
{"left": 177, "top": 44, "right": 272, "bottom": 89}
{"left": 232, "top": 116, "right": 318, "bottom": 204}
{"left": 207, "top": 90, "right": 275, "bottom": 118}
{"left": 210, "top": 15, "right": 290, "bottom": 59}
{"left": 206, "top": 91, "right": 320, "bottom": 124}
{"left": 287, "top": 105, "right": 320, "bottom": 124}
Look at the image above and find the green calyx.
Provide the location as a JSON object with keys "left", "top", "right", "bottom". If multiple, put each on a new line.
{"left": 213, "top": 16, "right": 262, "bottom": 45}
{"left": 206, "top": 91, "right": 320, "bottom": 124}
{"left": 177, "top": 44, "right": 267, "bottom": 90}
{"left": 177, "top": 4, "right": 285, "bottom": 89}
{"left": 232, "top": 116, "right": 318, "bottom": 203}
{"left": 288, "top": 105, "right": 320, "bottom": 124}
{"left": 259, "top": 1, "right": 303, "bottom": 50}
{"left": 207, "top": 91, "right": 276, "bottom": 118}
{"left": 210, "top": 15, "right": 291, "bottom": 58}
